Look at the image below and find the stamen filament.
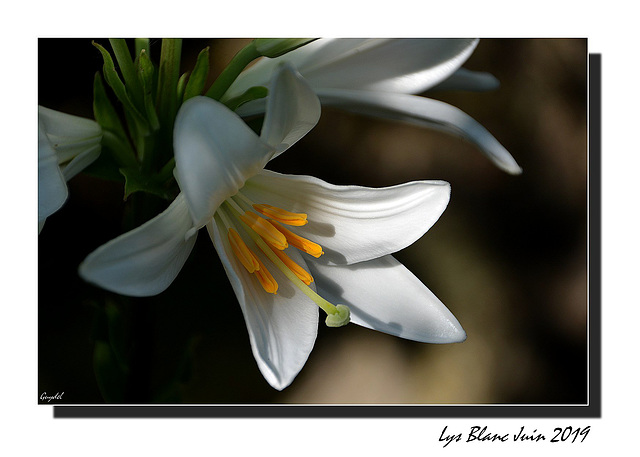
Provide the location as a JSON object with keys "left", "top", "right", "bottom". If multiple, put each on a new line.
{"left": 253, "top": 204, "right": 308, "bottom": 226}
{"left": 270, "top": 221, "right": 324, "bottom": 258}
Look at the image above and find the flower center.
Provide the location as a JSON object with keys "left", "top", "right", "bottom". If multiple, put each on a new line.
{"left": 217, "top": 191, "right": 350, "bottom": 327}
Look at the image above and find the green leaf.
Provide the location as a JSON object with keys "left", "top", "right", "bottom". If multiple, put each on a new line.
{"left": 93, "top": 72, "right": 137, "bottom": 168}
{"left": 135, "top": 38, "right": 150, "bottom": 59}
{"left": 93, "top": 72, "right": 128, "bottom": 140}
{"left": 137, "top": 49, "right": 160, "bottom": 131}
{"left": 155, "top": 39, "right": 182, "bottom": 129}
{"left": 224, "top": 85, "right": 268, "bottom": 112}
{"left": 109, "top": 38, "right": 144, "bottom": 111}
{"left": 119, "top": 167, "right": 174, "bottom": 201}
{"left": 253, "top": 38, "right": 317, "bottom": 57}
{"left": 151, "top": 39, "right": 182, "bottom": 169}
{"left": 206, "top": 40, "right": 261, "bottom": 101}
{"left": 93, "top": 41, "right": 150, "bottom": 136}
{"left": 177, "top": 72, "right": 189, "bottom": 105}
{"left": 183, "top": 46, "right": 210, "bottom": 102}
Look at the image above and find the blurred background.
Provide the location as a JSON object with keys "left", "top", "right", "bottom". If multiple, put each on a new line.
{"left": 38, "top": 38, "right": 587, "bottom": 404}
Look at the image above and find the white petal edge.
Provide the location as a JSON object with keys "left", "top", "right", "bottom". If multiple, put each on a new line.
{"left": 308, "top": 255, "right": 466, "bottom": 343}
{"left": 242, "top": 170, "right": 451, "bottom": 265}
{"left": 208, "top": 206, "right": 319, "bottom": 390}
{"left": 316, "top": 88, "right": 523, "bottom": 175}
{"left": 173, "top": 96, "right": 274, "bottom": 228}
{"left": 38, "top": 121, "right": 68, "bottom": 231}
{"left": 259, "top": 64, "right": 321, "bottom": 157}
{"left": 79, "top": 193, "right": 197, "bottom": 297}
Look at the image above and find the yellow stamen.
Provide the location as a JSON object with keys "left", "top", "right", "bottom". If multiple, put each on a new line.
{"left": 228, "top": 228, "right": 260, "bottom": 273}
{"left": 267, "top": 245, "right": 314, "bottom": 285}
{"left": 253, "top": 204, "right": 308, "bottom": 226}
{"left": 240, "top": 211, "right": 288, "bottom": 250}
{"left": 253, "top": 256, "right": 278, "bottom": 294}
{"left": 270, "top": 221, "right": 324, "bottom": 258}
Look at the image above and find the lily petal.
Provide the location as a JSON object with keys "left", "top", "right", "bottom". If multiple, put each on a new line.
{"left": 79, "top": 193, "right": 197, "bottom": 297}
{"left": 316, "top": 88, "right": 522, "bottom": 175}
{"left": 308, "top": 255, "right": 466, "bottom": 343}
{"left": 38, "top": 106, "right": 102, "bottom": 179}
{"left": 225, "top": 39, "right": 372, "bottom": 100}
{"left": 208, "top": 208, "right": 319, "bottom": 390}
{"left": 431, "top": 67, "right": 501, "bottom": 92}
{"left": 301, "top": 38, "right": 479, "bottom": 94}
{"left": 59, "top": 142, "right": 101, "bottom": 181}
{"left": 242, "top": 170, "right": 450, "bottom": 265}
{"left": 38, "top": 105, "right": 102, "bottom": 143}
{"left": 38, "top": 121, "right": 68, "bottom": 231}
{"left": 228, "top": 39, "right": 479, "bottom": 98}
{"left": 173, "top": 97, "right": 274, "bottom": 229}
{"left": 259, "top": 64, "right": 321, "bottom": 157}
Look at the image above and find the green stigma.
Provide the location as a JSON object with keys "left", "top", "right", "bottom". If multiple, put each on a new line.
{"left": 325, "top": 304, "right": 350, "bottom": 328}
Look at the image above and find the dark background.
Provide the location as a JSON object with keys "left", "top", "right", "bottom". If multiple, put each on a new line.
{"left": 38, "top": 38, "right": 587, "bottom": 404}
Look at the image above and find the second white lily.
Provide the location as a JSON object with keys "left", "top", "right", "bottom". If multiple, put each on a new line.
{"left": 79, "top": 65, "right": 465, "bottom": 390}
{"left": 226, "top": 38, "right": 522, "bottom": 174}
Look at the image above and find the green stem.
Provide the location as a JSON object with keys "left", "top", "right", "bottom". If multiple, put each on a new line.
{"left": 205, "top": 41, "right": 261, "bottom": 101}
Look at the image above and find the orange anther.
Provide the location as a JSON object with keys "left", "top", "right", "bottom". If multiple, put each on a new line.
{"left": 240, "top": 211, "right": 288, "bottom": 250}
{"left": 253, "top": 204, "right": 308, "bottom": 226}
{"left": 270, "top": 221, "right": 324, "bottom": 258}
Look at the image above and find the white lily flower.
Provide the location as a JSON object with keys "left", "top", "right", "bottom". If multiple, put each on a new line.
{"left": 226, "top": 38, "right": 522, "bottom": 174}
{"left": 38, "top": 106, "right": 102, "bottom": 232}
{"left": 80, "top": 65, "right": 465, "bottom": 390}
